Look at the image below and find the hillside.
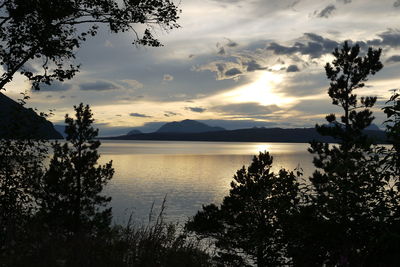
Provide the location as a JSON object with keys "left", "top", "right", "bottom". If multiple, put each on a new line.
{"left": 0, "top": 93, "right": 62, "bottom": 139}
{"left": 155, "top": 119, "right": 225, "bottom": 133}
{"left": 105, "top": 127, "right": 386, "bottom": 143}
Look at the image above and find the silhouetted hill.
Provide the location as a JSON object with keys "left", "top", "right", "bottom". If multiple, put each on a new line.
{"left": 156, "top": 119, "right": 225, "bottom": 133}
{"left": 127, "top": 129, "right": 142, "bottom": 135}
{"left": 104, "top": 127, "right": 386, "bottom": 143}
{"left": 0, "top": 93, "right": 62, "bottom": 139}
{"left": 54, "top": 125, "right": 67, "bottom": 138}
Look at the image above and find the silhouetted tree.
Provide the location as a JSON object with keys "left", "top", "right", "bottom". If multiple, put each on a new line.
{"left": 0, "top": 138, "right": 47, "bottom": 264}
{"left": 303, "top": 41, "right": 395, "bottom": 266}
{"left": 39, "top": 103, "right": 114, "bottom": 237}
{"left": 0, "top": 0, "right": 180, "bottom": 90}
{"left": 187, "top": 152, "right": 300, "bottom": 266}
{"left": 383, "top": 90, "right": 400, "bottom": 177}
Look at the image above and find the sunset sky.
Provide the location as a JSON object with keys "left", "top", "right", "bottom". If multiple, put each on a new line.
{"left": 6, "top": 0, "right": 400, "bottom": 135}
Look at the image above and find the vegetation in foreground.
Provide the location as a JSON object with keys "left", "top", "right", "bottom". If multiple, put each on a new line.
{"left": 187, "top": 42, "right": 400, "bottom": 266}
{"left": 0, "top": 104, "right": 211, "bottom": 267}
{"left": 0, "top": 2, "right": 399, "bottom": 264}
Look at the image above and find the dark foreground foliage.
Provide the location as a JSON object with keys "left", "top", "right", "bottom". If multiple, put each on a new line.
{"left": 0, "top": 104, "right": 212, "bottom": 267}
{"left": 2, "top": 42, "right": 400, "bottom": 267}
{"left": 187, "top": 42, "right": 400, "bottom": 266}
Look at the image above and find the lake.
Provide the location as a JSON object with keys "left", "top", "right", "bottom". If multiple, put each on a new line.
{"left": 98, "top": 141, "right": 315, "bottom": 224}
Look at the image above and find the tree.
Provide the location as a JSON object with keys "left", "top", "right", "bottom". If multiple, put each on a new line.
{"left": 0, "top": 138, "right": 47, "bottom": 264}
{"left": 0, "top": 0, "right": 180, "bottom": 90}
{"left": 186, "top": 152, "right": 300, "bottom": 266}
{"left": 39, "top": 103, "right": 114, "bottom": 237}
{"left": 0, "top": 93, "right": 49, "bottom": 264}
{"left": 304, "top": 41, "right": 394, "bottom": 266}
{"left": 383, "top": 90, "right": 400, "bottom": 177}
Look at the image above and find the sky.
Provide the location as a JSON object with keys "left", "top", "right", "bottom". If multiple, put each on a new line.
{"left": 6, "top": 0, "right": 400, "bottom": 136}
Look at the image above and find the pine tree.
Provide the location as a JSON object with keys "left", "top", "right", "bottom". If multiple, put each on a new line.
{"left": 304, "top": 41, "right": 392, "bottom": 266}
{"left": 187, "top": 152, "right": 300, "bottom": 266}
{"left": 40, "top": 103, "right": 114, "bottom": 236}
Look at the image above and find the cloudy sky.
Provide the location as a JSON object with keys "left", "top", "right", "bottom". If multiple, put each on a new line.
{"left": 6, "top": 0, "right": 400, "bottom": 135}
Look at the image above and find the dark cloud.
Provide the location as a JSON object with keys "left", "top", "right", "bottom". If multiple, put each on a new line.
{"left": 185, "top": 107, "right": 207, "bottom": 113}
{"left": 226, "top": 39, "right": 239, "bottom": 47}
{"left": 394, "top": 0, "right": 400, "bottom": 7}
{"left": 245, "top": 60, "right": 268, "bottom": 72}
{"left": 217, "top": 46, "right": 226, "bottom": 55}
{"left": 287, "top": 65, "right": 300, "bottom": 72}
{"left": 129, "top": 113, "right": 152, "bottom": 118}
{"left": 36, "top": 81, "right": 72, "bottom": 92}
{"left": 267, "top": 33, "right": 339, "bottom": 58}
{"left": 315, "top": 4, "right": 336, "bottom": 18}
{"left": 225, "top": 68, "right": 242, "bottom": 77}
{"left": 212, "top": 103, "right": 280, "bottom": 116}
{"left": 387, "top": 55, "right": 400, "bottom": 63}
{"left": 164, "top": 111, "right": 180, "bottom": 117}
{"left": 367, "top": 29, "right": 400, "bottom": 47}
{"left": 337, "top": 0, "right": 351, "bottom": 4}
{"left": 80, "top": 81, "right": 118, "bottom": 91}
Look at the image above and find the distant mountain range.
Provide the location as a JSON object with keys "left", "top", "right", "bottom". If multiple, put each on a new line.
{"left": 0, "top": 93, "right": 62, "bottom": 139}
{"left": 127, "top": 129, "right": 142, "bottom": 135}
{"left": 105, "top": 120, "right": 386, "bottom": 143}
{"left": 155, "top": 119, "right": 225, "bottom": 134}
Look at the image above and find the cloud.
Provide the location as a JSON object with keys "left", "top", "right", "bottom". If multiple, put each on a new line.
{"left": 217, "top": 46, "right": 226, "bottom": 55}
{"left": 225, "top": 68, "right": 242, "bottom": 77}
{"left": 394, "top": 0, "right": 400, "bottom": 7}
{"left": 337, "top": 0, "right": 351, "bottom": 4}
{"left": 164, "top": 111, "right": 180, "bottom": 117}
{"left": 245, "top": 60, "right": 268, "bottom": 72}
{"left": 267, "top": 33, "right": 339, "bottom": 58}
{"left": 129, "top": 113, "right": 152, "bottom": 118}
{"left": 163, "top": 74, "right": 174, "bottom": 81}
{"left": 36, "top": 81, "right": 72, "bottom": 92}
{"left": 367, "top": 29, "right": 400, "bottom": 47}
{"left": 80, "top": 81, "right": 119, "bottom": 91}
{"left": 387, "top": 55, "right": 400, "bottom": 63}
{"left": 119, "top": 79, "right": 143, "bottom": 89}
{"left": 185, "top": 107, "right": 207, "bottom": 113}
{"left": 315, "top": 4, "right": 336, "bottom": 18}
{"left": 226, "top": 39, "right": 239, "bottom": 47}
{"left": 287, "top": 64, "right": 300, "bottom": 72}
{"left": 194, "top": 40, "right": 268, "bottom": 80}
{"left": 212, "top": 103, "right": 280, "bottom": 116}
{"left": 279, "top": 70, "right": 328, "bottom": 97}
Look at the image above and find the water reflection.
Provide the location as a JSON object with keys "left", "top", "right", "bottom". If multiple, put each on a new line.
{"left": 99, "top": 141, "right": 314, "bottom": 223}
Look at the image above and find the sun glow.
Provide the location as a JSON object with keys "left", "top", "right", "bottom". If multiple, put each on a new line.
{"left": 221, "top": 72, "right": 294, "bottom": 106}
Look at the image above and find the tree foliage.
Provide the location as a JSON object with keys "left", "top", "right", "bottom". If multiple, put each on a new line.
{"left": 39, "top": 103, "right": 114, "bottom": 237}
{"left": 301, "top": 41, "right": 400, "bottom": 266}
{"left": 187, "top": 152, "right": 300, "bottom": 266}
{"left": 0, "top": 0, "right": 180, "bottom": 90}
{"left": 188, "top": 42, "right": 400, "bottom": 266}
{"left": 0, "top": 139, "right": 47, "bottom": 263}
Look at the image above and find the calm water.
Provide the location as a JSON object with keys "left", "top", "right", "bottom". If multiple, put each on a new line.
{"left": 98, "top": 141, "right": 314, "bottom": 224}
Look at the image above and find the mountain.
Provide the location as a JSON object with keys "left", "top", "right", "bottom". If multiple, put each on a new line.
{"left": 156, "top": 119, "right": 225, "bottom": 133}
{"left": 105, "top": 127, "right": 386, "bottom": 144}
{"left": 127, "top": 129, "right": 142, "bottom": 135}
{"left": 54, "top": 124, "right": 67, "bottom": 138}
{"left": 0, "top": 93, "right": 63, "bottom": 139}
